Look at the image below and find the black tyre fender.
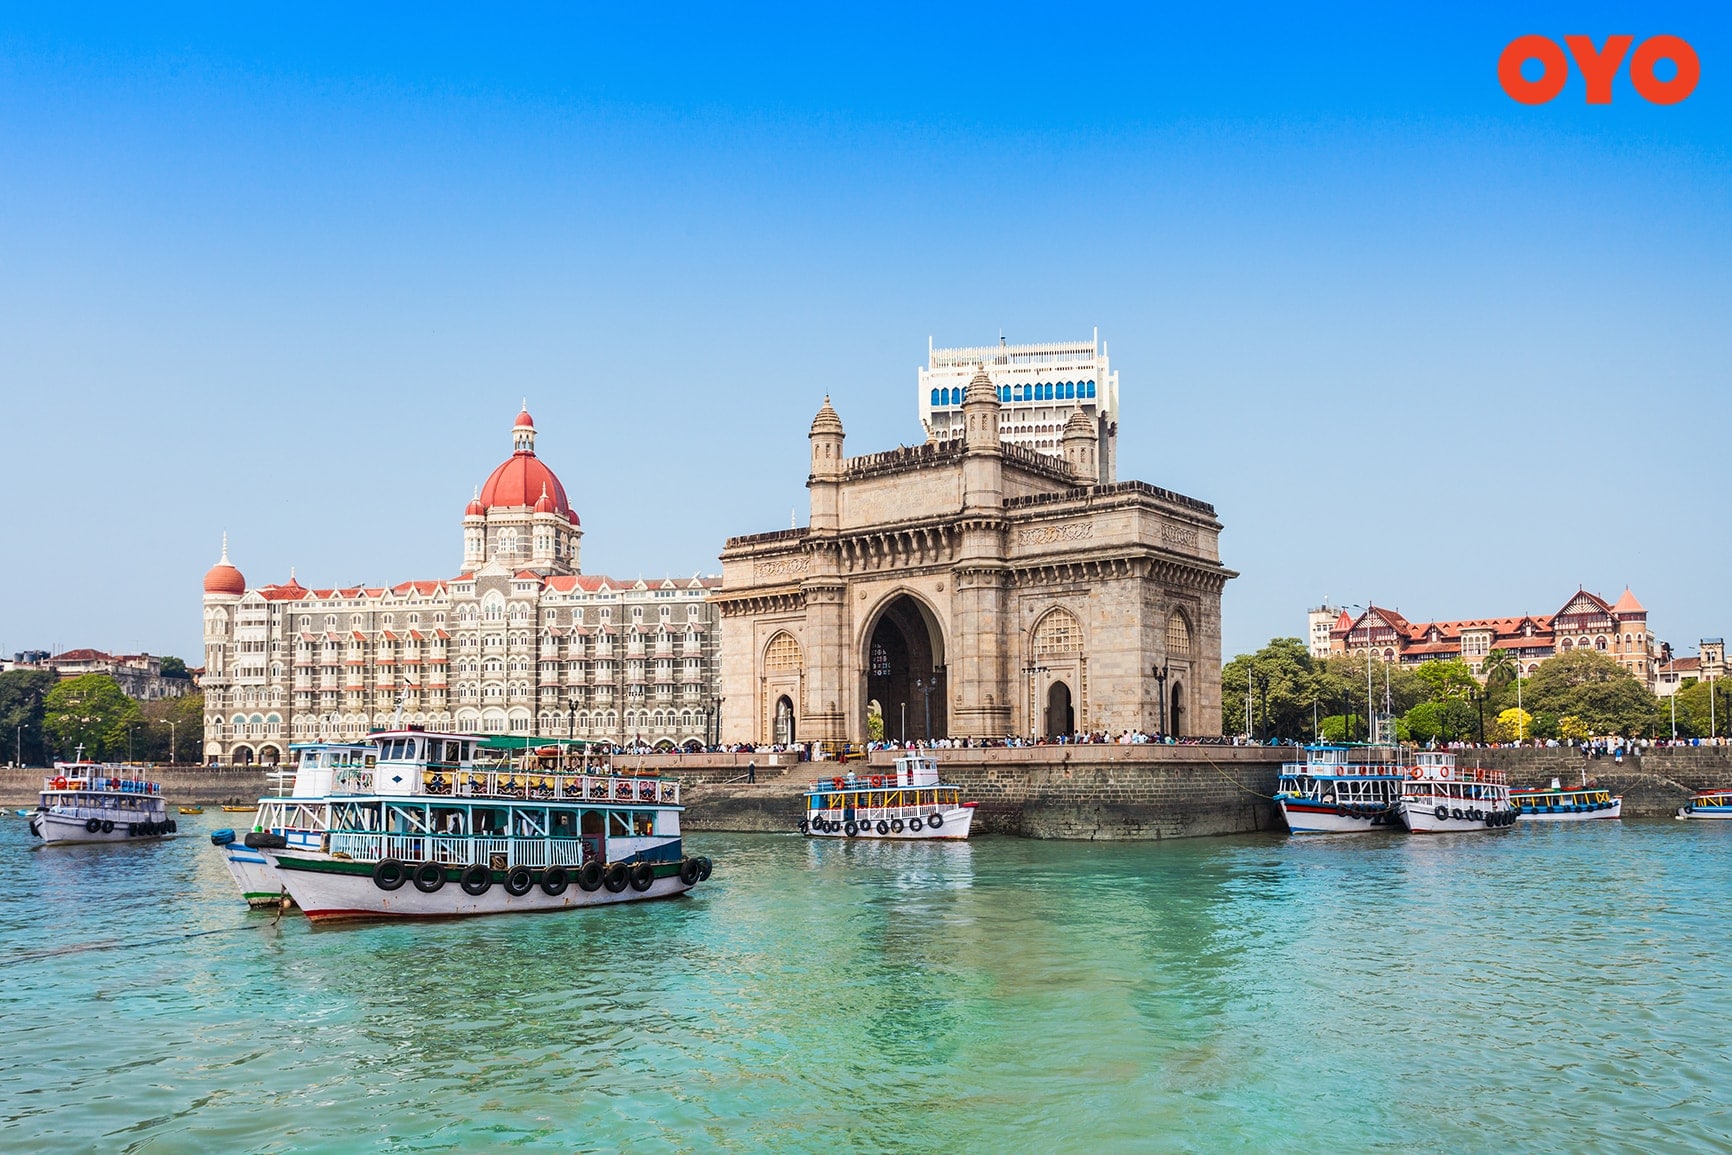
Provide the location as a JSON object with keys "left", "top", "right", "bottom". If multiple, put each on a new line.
{"left": 373, "top": 859, "right": 408, "bottom": 892}
{"left": 166, "top": 819, "right": 177, "bottom": 834}
{"left": 696, "top": 857, "right": 712, "bottom": 882}
{"left": 504, "top": 866, "right": 535, "bottom": 896}
{"left": 844, "top": 820, "right": 859, "bottom": 837}
{"left": 928, "top": 812, "right": 944, "bottom": 830}
{"left": 909, "top": 816, "right": 924, "bottom": 833}
{"left": 890, "top": 818, "right": 904, "bottom": 833}
{"left": 630, "top": 862, "right": 656, "bottom": 892}
{"left": 1434, "top": 806, "right": 1449, "bottom": 821}
{"left": 412, "top": 862, "right": 446, "bottom": 892}
{"left": 798, "top": 818, "right": 810, "bottom": 834}
{"left": 460, "top": 863, "right": 493, "bottom": 896}
{"left": 541, "top": 866, "right": 570, "bottom": 896}
{"left": 876, "top": 820, "right": 890, "bottom": 835}
{"left": 1450, "top": 808, "right": 1464, "bottom": 821}
{"left": 577, "top": 861, "right": 604, "bottom": 892}
{"left": 680, "top": 858, "right": 703, "bottom": 885}
{"left": 85, "top": 818, "right": 102, "bottom": 834}
{"left": 100, "top": 819, "right": 114, "bottom": 834}
{"left": 603, "top": 862, "right": 630, "bottom": 893}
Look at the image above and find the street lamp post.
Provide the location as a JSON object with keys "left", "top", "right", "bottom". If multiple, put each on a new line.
{"left": 1152, "top": 662, "right": 1170, "bottom": 736}
{"left": 914, "top": 675, "right": 935, "bottom": 744}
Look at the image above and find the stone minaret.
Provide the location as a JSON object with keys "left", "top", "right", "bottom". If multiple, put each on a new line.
{"left": 807, "top": 395, "right": 844, "bottom": 534}
{"left": 1062, "top": 407, "right": 1099, "bottom": 486}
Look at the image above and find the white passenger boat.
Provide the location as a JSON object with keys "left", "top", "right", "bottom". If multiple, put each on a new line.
{"left": 1677, "top": 788, "right": 1732, "bottom": 820}
{"left": 252, "top": 728, "right": 711, "bottom": 922}
{"left": 27, "top": 760, "right": 175, "bottom": 845}
{"left": 800, "top": 754, "right": 975, "bottom": 840}
{"left": 1511, "top": 778, "right": 1622, "bottom": 822}
{"left": 1275, "top": 744, "right": 1405, "bottom": 833}
{"left": 1396, "top": 751, "right": 1518, "bottom": 833}
{"left": 210, "top": 742, "right": 375, "bottom": 908}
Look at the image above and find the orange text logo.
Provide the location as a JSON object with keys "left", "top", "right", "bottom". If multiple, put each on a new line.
{"left": 1499, "top": 35, "right": 1699, "bottom": 104}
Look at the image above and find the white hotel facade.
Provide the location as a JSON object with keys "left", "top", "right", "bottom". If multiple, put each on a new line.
{"left": 200, "top": 410, "right": 720, "bottom": 765}
{"left": 919, "top": 331, "right": 1121, "bottom": 483}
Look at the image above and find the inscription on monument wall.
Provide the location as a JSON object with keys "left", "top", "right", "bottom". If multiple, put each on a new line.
{"left": 1018, "top": 522, "right": 1094, "bottom": 546}
{"left": 1162, "top": 524, "right": 1199, "bottom": 551}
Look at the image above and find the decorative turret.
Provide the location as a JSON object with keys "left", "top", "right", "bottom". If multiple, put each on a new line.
{"left": 202, "top": 533, "right": 246, "bottom": 596}
{"left": 513, "top": 404, "right": 537, "bottom": 454}
{"left": 1062, "top": 407, "right": 1099, "bottom": 485}
{"left": 463, "top": 487, "right": 486, "bottom": 567}
{"left": 808, "top": 396, "right": 845, "bottom": 532}
{"left": 960, "top": 365, "right": 1001, "bottom": 453}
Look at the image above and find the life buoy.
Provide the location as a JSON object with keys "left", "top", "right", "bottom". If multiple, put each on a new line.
{"left": 1409, "top": 768, "right": 1422, "bottom": 779}
{"left": 871, "top": 775, "right": 884, "bottom": 788}
{"left": 413, "top": 862, "right": 446, "bottom": 892}
{"left": 832, "top": 777, "right": 845, "bottom": 789}
{"left": 53, "top": 777, "right": 67, "bottom": 790}
{"left": 630, "top": 862, "right": 655, "bottom": 892}
{"left": 504, "top": 866, "right": 535, "bottom": 896}
{"left": 1441, "top": 767, "right": 1454, "bottom": 780}
{"left": 373, "top": 859, "right": 408, "bottom": 891}
{"left": 460, "top": 864, "right": 493, "bottom": 896}
{"left": 542, "top": 866, "right": 570, "bottom": 896}
{"left": 603, "top": 862, "right": 630, "bottom": 893}
{"left": 577, "top": 861, "right": 604, "bottom": 892}
{"left": 928, "top": 812, "right": 944, "bottom": 830}
{"left": 680, "top": 858, "right": 702, "bottom": 885}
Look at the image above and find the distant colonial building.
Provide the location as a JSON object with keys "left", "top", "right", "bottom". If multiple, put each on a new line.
{"left": 1657, "top": 638, "right": 1727, "bottom": 698}
{"left": 717, "top": 369, "right": 1232, "bottom": 745}
{"left": 919, "top": 333, "right": 1121, "bottom": 484}
{"left": 201, "top": 410, "right": 720, "bottom": 765}
{"left": 1306, "top": 603, "right": 1343, "bottom": 659}
{"left": 8, "top": 650, "right": 195, "bottom": 700}
{"left": 1328, "top": 587, "right": 1660, "bottom": 690}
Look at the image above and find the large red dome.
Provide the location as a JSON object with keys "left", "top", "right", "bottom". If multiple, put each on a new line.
{"left": 203, "top": 536, "right": 246, "bottom": 594}
{"left": 479, "top": 453, "right": 575, "bottom": 521}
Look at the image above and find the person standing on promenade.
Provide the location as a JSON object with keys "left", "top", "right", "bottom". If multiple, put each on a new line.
{"left": 747, "top": 760, "right": 756, "bottom": 784}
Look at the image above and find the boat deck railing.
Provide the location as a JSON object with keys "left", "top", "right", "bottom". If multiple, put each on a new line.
{"left": 43, "top": 776, "right": 162, "bottom": 795}
{"left": 331, "top": 767, "right": 679, "bottom": 805}
{"left": 41, "top": 801, "right": 167, "bottom": 821}
{"left": 1278, "top": 763, "right": 1406, "bottom": 777}
{"left": 329, "top": 832, "right": 594, "bottom": 868}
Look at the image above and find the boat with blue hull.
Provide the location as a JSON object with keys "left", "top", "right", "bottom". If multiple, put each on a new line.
{"left": 1677, "top": 789, "right": 1732, "bottom": 820}
{"left": 1275, "top": 745, "right": 1405, "bottom": 833}
{"left": 1511, "top": 778, "right": 1622, "bottom": 822}
{"left": 248, "top": 728, "right": 711, "bottom": 922}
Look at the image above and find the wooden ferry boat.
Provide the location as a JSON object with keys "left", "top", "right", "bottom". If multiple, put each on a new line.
{"left": 1275, "top": 744, "right": 1405, "bottom": 833}
{"left": 247, "top": 728, "right": 711, "bottom": 922}
{"left": 27, "top": 758, "right": 176, "bottom": 845}
{"left": 800, "top": 754, "right": 975, "bottom": 840}
{"left": 211, "top": 742, "right": 376, "bottom": 908}
{"left": 1511, "top": 778, "right": 1622, "bottom": 821}
{"left": 1677, "top": 789, "right": 1732, "bottom": 820}
{"left": 1396, "top": 751, "right": 1518, "bottom": 833}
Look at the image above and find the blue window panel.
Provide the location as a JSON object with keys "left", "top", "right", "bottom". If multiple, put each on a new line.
{"left": 931, "top": 388, "right": 941, "bottom": 407}
{"left": 1000, "top": 386, "right": 1010, "bottom": 402}
{"left": 1086, "top": 380, "right": 1096, "bottom": 398}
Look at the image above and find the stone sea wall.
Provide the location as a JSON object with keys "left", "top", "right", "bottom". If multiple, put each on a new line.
{"left": 1467, "top": 746, "right": 1732, "bottom": 818}
{"left": 0, "top": 767, "right": 275, "bottom": 807}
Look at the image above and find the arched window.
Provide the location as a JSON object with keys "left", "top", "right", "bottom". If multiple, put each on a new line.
{"left": 931, "top": 388, "right": 940, "bottom": 406}
{"left": 1033, "top": 609, "right": 1083, "bottom": 657}
{"left": 999, "top": 386, "right": 1010, "bottom": 402}
{"left": 1165, "top": 611, "right": 1192, "bottom": 658}
{"left": 1596, "top": 637, "right": 1607, "bottom": 651}
{"left": 1086, "top": 381, "right": 1096, "bottom": 398}
{"left": 1561, "top": 638, "right": 1573, "bottom": 650}
{"left": 765, "top": 632, "right": 803, "bottom": 673}
{"left": 1062, "top": 382, "right": 1074, "bottom": 399}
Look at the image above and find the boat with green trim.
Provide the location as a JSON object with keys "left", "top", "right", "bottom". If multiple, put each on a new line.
{"left": 253, "top": 727, "right": 711, "bottom": 922}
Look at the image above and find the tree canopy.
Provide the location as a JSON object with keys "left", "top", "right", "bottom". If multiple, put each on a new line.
{"left": 1519, "top": 651, "right": 1661, "bottom": 738}
{"left": 43, "top": 674, "right": 141, "bottom": 760}
{"left": 0, "top": 668, "right": 57, "bottom": 765}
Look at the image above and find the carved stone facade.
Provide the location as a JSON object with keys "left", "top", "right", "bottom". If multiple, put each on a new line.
{"left": 716, "top": 373, "right": 1235, "bottom": 744}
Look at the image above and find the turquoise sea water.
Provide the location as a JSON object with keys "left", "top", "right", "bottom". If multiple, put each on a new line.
{"left": 2, "top": 817, "right": 1730, "bottom": 1153}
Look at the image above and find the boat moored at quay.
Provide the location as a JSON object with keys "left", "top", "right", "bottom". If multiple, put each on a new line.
{"left": 1511, "top": 779, "right": 1623, "bottom": 822}
{"left": 1397, "top": 751, "right": 1518, "bottom": 833}
{"left": 1677, "top": 789, "right": 1732, "bottom": 820}
{"left": 249, "top": 728, "right": 712, "bottom": 922}
{"left": 211, "top": 741, "right": 375, "bottom": 908}
{"left": 800, "top": 754, "right": 975, "bottom": 840}
{"left": 28, "top": 760, "right": 176, "bottom": 845}
{"left": 1275, "top": 744, "right": 1405, "bottom": 833}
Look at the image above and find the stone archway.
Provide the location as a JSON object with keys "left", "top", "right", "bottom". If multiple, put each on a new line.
{"left": 863, "top": 593, "right": 947, "bottom": 742}
{"left": 774, "top": 695, "right": 796, "bottom": 744}
{"left": 1171, "top": 681, "right": 1186, "bottom": 737}
{"left": 1045, "top": 681, "right": 1074, "bottom": 738}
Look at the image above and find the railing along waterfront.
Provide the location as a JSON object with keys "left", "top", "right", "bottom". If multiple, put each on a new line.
{"left": 329, "top": 767, "right": 679, "bottom": 805}
{"left": 327, "top": 832, "right": 591, "bottom": 868}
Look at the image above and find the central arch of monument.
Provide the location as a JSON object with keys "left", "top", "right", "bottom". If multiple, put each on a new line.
{"left": 861, "top": 591, "right": 947, "bottom": 743}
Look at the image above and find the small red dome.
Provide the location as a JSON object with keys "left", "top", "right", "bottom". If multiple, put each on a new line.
{"left": 533, "top": 484, "right": 556, "bottom": 514}
{"left": 204, "top": 561, "right": 245, "bottom": 595}
{"left": 465, "top": 496, "right": 486, "bottom": 517}
{"left": 514, "top": 409, "right": 535, "bottom": 429}
{"left": 479, "top": 453, "right": 575, "bottom": 521}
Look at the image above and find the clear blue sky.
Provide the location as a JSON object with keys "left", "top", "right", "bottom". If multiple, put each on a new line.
{"left": 1, "top": 3, "right": 1726, "bottom": 664}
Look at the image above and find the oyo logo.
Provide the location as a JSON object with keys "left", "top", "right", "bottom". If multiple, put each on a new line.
{"left": 1499, "top": 35, "right": 1699, "bottom": 104}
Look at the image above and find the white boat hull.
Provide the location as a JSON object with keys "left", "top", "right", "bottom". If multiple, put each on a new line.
{"left": 1399, "top": 801, "right": 1517, "bottom": 834}
{"left": 803, "top": 806, "right": 974, "bottom": 840}
{"left": 1517, "top": 799, "right": 1623, "bottom": 822}
{"left": 221, "top": 846, "right": 294, "bottom": 908}
{"left": 1277, "top": 801, "right": 1399, "bottom": 834}
{"left": 265, "top": 852, "right": 698, "bottom": 922}
{"left": 31, "top": 810, "right": 172, "bottom": 846}
{"left": 1678, "top": 806, "right": 1732, "bottom": 820}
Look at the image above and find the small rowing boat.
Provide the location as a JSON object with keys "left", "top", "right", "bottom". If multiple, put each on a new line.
{"left": 221, "top": 805, "right": 256, "bottom": 813}
{"left": 1511, "top": 779, "right": 1621, "bottom": 821}
{"left": 179, "top": 805, "right": 205, "bottom": 815}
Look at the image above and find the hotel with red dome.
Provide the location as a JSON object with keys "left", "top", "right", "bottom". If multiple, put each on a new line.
{"left": 201, "top": 410, "right": 719, "bottom": 765}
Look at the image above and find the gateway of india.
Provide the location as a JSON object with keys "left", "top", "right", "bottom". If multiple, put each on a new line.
{"left": 717, "top": 335, "right": 1235, "bottom": 745}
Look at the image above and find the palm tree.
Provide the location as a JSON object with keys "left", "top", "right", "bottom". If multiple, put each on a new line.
{"left": 1481, "top": 648, "right": 1517, "bottom": 689}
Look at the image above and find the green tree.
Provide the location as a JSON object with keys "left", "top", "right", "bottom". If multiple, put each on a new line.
{"left": 1413, "top": 659, "right": 1479, "bottom": 703}
{"left": 1671, "top": 679, "right": 1727, "bottom": 739}
{"left": 1490, "top": 707, "right": 1532, "bottom": 743}
{"left": 1521, "top": 652, "right": 1662, "bottom": 738}
{"left": 138, "top": 693, "right": 204, "bottom": 763}
{"left": 1402, "top": 698, "right": 1478, "bottom": 743}
{"left": 0, "top": 668, "right": 57, "bottom": 766}
{"left": 1221, "top": 638, "right": 1318, "bottom": 739}
{"left": 158, "top": 656, "right": 190, "bottom": 680}
{"left": 43, "top": 674, "right": 140, "bottom": 760}
{"left": 1480, "top": 648, "right": 1517, "bottom": 688}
